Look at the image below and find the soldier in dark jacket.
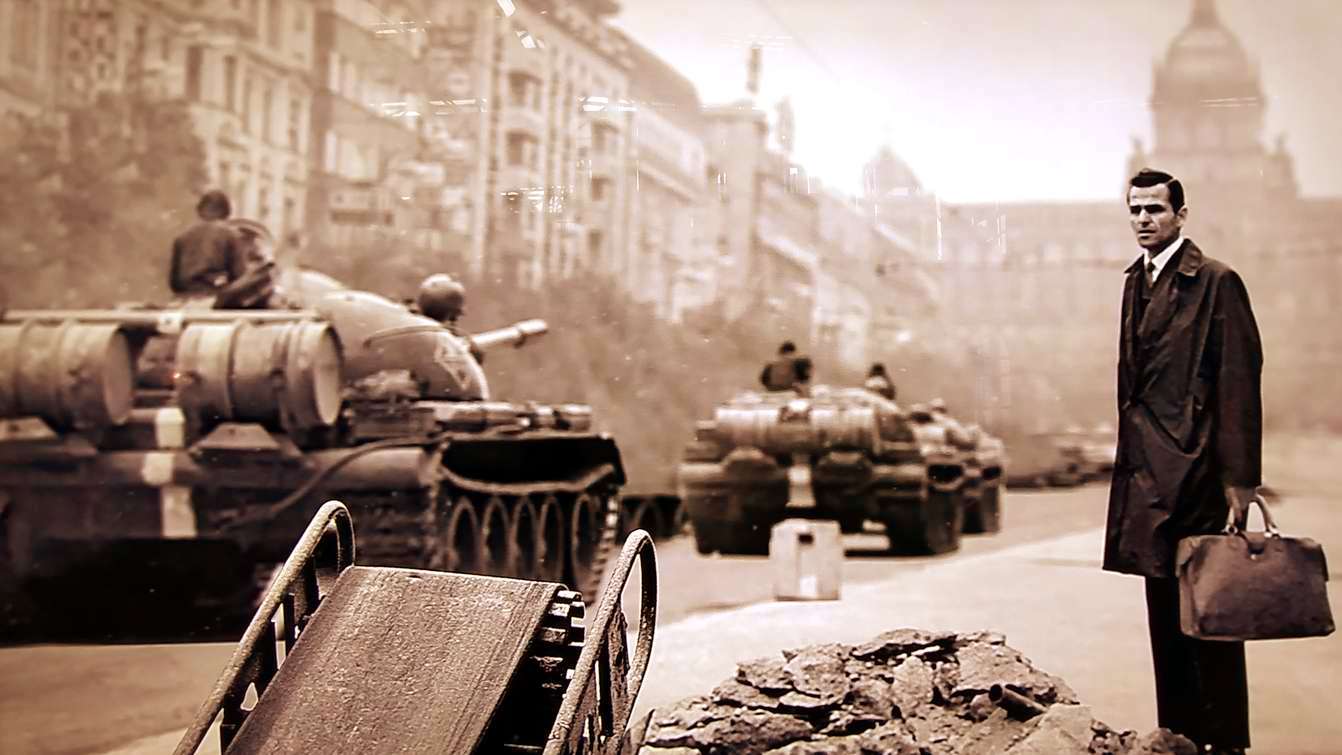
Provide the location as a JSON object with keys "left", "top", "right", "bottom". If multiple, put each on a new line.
{"left": 759, "top": 341, "right": 809, "bottom": 392}
{"left": 169, "top": 190, "right": 249, "bottom": 301}
{"left": 1105, "top": 169, "right": 1263, "bottom": 755}
{"left": 863, "top": 363, "right": 895, "bottom": 400}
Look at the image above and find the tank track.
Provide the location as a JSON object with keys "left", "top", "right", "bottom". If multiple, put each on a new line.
{"left": 342, "top": 470, "right": 621, "bottom": 599}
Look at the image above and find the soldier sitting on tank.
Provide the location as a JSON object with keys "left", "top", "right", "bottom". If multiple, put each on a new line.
{"left": 760, "top": 341, "right": 811, "bottom": 393}
{"left": 417, "top": 273, "right": 485, "bottom": 364}
{"left": 170, "top": 190, "right": 253, "bottom": 305}
{"left": 219, "top": 218, "right": 296, "bottom": 309}
{"left": 863, "top": 362, "right": 896, "bottom": 401}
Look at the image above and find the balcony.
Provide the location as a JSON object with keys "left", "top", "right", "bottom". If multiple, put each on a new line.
{"left": 501, "top": 104, "right": 546, "bottom": 140}
{"left": 504, "top": 47, "right": 549, "bottom": 82}
{"left": 497, "top": 165, "right": 543, "bottom": 194}
{"left": 585, "top": 106, "right": 627, "bottom": 132}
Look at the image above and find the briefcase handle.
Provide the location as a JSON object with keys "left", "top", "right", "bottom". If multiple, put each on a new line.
{"left": 1223, "top": 492, "right": 1280, "bottom": 537}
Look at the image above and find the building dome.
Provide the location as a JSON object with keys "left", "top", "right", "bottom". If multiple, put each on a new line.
{"left": 863, "top": 145, "right": 923, "bottom": 200}
{"left": 1154, "top": 0, "right": 1261, "bottom": 102}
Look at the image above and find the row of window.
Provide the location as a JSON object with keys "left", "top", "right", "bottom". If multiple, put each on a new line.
{"left": 216, "top": 159, "right": 303, "bottom": 233}
{"left": 229, "top": 0, "right": 310, "bottom": 54}
{"left": 185, "top": 47, "right": 307, "bottom": 154}
{"left": 326, "top": 51, "right": 418, "bottom": 123}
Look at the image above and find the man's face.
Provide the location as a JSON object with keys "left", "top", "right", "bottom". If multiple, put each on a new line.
{"left": 1127, "top": 184, "right": 1186, "bottom": 251}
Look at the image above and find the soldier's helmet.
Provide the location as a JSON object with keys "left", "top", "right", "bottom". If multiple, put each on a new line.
{"left": 417, "top": 273, "right": 466, "bottom": 322}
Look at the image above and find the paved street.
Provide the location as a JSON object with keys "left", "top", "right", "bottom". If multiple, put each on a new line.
{"left": 1, "top": 436, "right": 1338, "bottom": 754}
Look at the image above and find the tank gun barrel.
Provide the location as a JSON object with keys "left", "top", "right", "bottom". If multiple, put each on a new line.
{"left": 2, "top": 309, "right": 322, "bottom": 334}
{"left": 469, "top": 318, "right": 548, "bottom": 352}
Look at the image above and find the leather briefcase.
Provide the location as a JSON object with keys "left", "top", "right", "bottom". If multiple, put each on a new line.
{"left": 1176, "top": 495, "right": 1334, "bottom": 641}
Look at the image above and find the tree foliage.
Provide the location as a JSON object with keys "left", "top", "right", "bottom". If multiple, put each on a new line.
{"left": 0, "top": 92, "right": 208, "bottom": 308}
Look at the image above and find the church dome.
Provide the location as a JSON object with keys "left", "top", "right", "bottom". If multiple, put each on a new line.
{"left": 1154, "top": 0, "right": 1261, "bottom": 102}
{"left": 863, "top": 145, "right": 923, "bottom": 200}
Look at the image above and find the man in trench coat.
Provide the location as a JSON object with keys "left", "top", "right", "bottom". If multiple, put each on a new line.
{"left": 1104, "top": 169, "right": 1263, "bottom": 754}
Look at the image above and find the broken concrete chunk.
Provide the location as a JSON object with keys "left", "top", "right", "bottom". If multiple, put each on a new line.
{"left": 846, "top": 679, "right": 896, "bottom": 720}
{"left": 930, "top": 662, "right": 960, "bottom": 704}
{"left": 962, "top": 693, "right": 997, "bottom": 723}
{"left": 738, "top": 656, "right": 795, "bottom": 692}
{"left": 1003, "top": 704, "right": 1094, "bottom": 755}
{"left": 780, "top": 690, "right": 840, "bottom": 710}
{"left": 821, "top": 709, "right": 885, "bottom": 737}
{"left": 857, "top": 721, "right": 928, "bottom": 754}
{"left": 951, "top": 643, "right": 1076, "bottom": 703}
{"left": 953, "top": 630, "right": 1006, "bottom": 648}
{"left": 691, "top": 709, "right": 815, "bottom": 755}
{"left": 784, "top": 645, "right": 850, "bottom": 700}
{"left": 764, "top": 736, "right": 864, "bottom": 755}
{"left": 851, "top": 629, "right": 957, "bottom": 662}
{"left": 714, "top": 679, "right": 782, "bottom": 710}
{"left": 888, "top": 656, "right": 936, "bottom": 716}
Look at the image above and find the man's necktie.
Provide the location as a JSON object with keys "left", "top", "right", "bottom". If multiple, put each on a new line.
{"left": 1146, "top": 259, "right": 1157, "bottom": 288}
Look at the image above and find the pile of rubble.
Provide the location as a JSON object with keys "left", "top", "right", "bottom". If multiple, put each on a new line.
{"left": 626, "top": 629, "right": 1196, "bottom": 755}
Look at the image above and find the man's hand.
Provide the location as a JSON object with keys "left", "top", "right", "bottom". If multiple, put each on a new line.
{"left": 1225, "top": 485, "right": 1258, "bottom": 530}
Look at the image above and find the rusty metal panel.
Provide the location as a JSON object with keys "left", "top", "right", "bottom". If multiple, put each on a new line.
{"left": 227, "top": 566, "right": 559, "bottom": 754}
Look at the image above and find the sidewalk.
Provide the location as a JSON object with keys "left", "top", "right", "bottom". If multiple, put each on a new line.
{"left": 636, "top": 522, "right": 1342, "bottom": 754}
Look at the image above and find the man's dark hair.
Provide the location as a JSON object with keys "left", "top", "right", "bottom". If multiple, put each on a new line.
{"left": 868, "top": 362, "right": 887, "bottom": 377}
{"left": 197, "top": 190, "right": 232, "bottom": 220}
{"left": 1128, "top": 169, "right": 1185, "bottom": 213}
{"left": 779, "top": 341, "right": 797, "bottom": 355}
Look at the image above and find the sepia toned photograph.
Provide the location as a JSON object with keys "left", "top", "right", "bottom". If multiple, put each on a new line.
{"left": 1, "top": 0, "right": 1339, "bottom": 753}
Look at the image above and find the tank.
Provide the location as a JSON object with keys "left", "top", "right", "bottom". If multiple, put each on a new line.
{"left": 0, "top": 277, "right": 625, "bottom": 640}
{"left": 677, "top": 385, "right": 966, "bottom": 557}
{"left": 908, "top": 404, "right": 1007, "bottom": 534}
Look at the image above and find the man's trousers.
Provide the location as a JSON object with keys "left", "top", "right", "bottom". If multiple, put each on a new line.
{"left": 1145, "top": 577, "right": 1250, "bottom": 749}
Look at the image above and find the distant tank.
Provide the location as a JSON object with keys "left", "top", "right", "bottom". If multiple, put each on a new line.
{"left": 909, "top": 401, "right": 1006, "bottom": 534}
{"left": 677, "top": 385, "right": 966, "bottom": 556}
{"left": 0, "top": 273, "right": 624, "bottom": 640}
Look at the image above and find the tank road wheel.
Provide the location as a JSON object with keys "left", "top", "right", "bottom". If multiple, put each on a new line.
{"left": 720, "top": 521, "right": 773, "bottom": 556}
{"left": 567, "top": 493, "right": 604, "bottom": 596}
{"left": 478, "top": 496, "right": 511, "bottom": 576}
{"left": 535, "top": 495, "right": 566, "bottom": 583}
{"left": 883, "top": 491, "right": 963, "bottom": 556}
{"left": 963, "top": 485, "right": 1003, "bottom": 534}
{"left": 623, "top": 498, "right": 665, "bottom": 541}
{"left": 442, "top": 496, "right": 484, "bottom": 574}
{"left": 508, "top": 497, "right": 542, "bottom": 580}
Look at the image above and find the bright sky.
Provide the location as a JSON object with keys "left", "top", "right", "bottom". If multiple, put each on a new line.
{"left": 611, "top": 0, "right": 1342, "bottom": 204}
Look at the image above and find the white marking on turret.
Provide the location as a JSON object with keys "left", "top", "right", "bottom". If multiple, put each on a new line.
{"left": 154, "top": 408, "right": 186, "bottom": 448}
{"left": 160, "top": 486, "right": 197, "bottom": 538}
{"left": 141, "top": 451, "right": 175, "bottom": 486}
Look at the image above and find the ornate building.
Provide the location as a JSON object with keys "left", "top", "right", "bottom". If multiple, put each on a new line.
{"left": 620, "top": 32, "right": 715, "bottom": 321}
{"left": 307, "top": 0, "right": 436, "bottom": 256}
{"left": 1129, "top": 0, "right": 1297, "bottom": 208}
{"left": 426, "top": 0, "right": 635, "bottom": 287}
{"left": 868, "top": 0, "right": 1342, "bottom": 432}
